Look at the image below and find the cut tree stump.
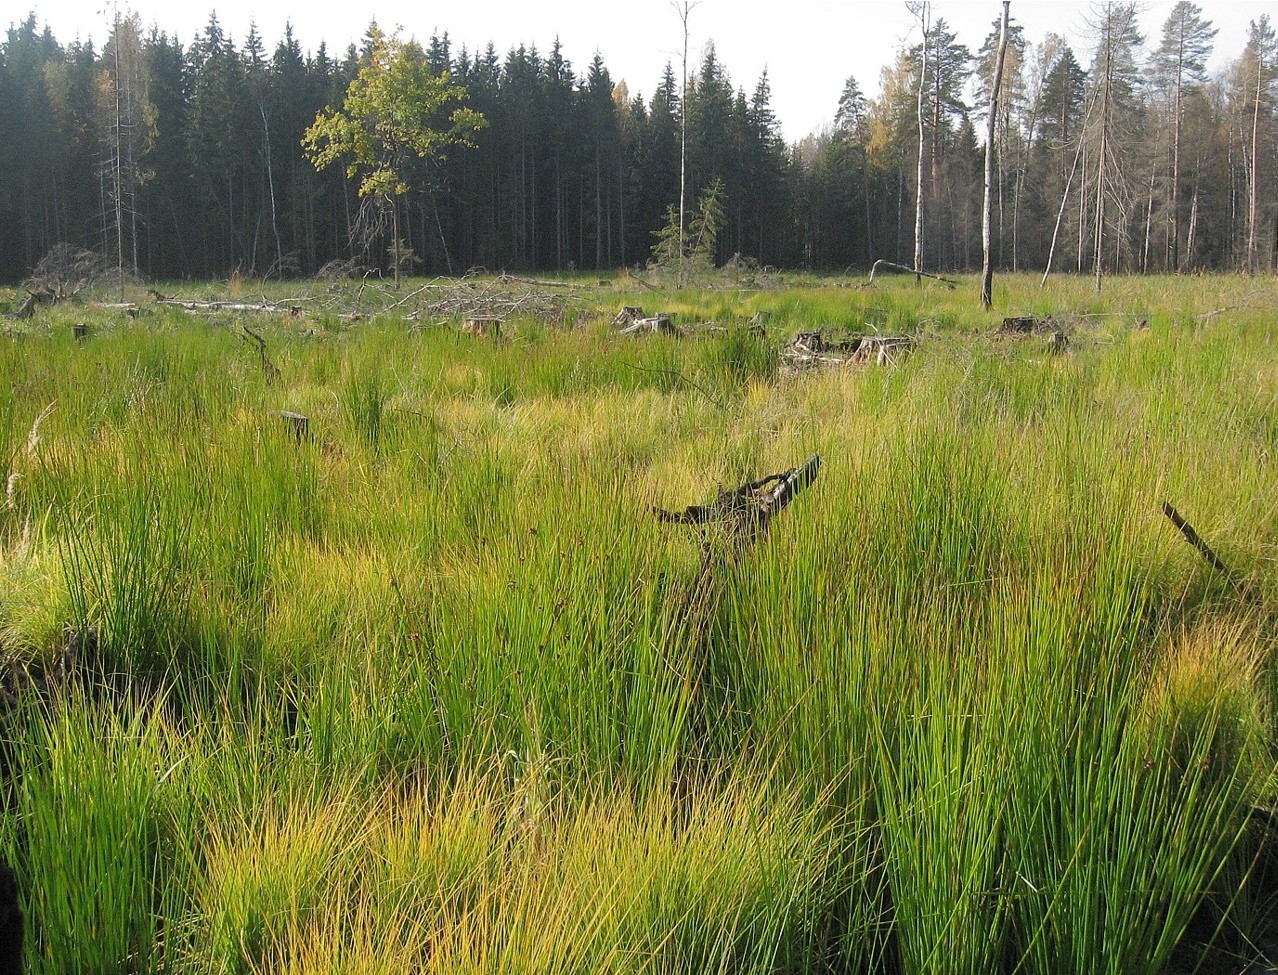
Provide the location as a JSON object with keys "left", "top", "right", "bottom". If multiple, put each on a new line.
{"left": 613, "top": 306, "right": 645, "bottom": 327}
{"left": 462, "top": 317, "right": 503, "bottom": 338}
{"left": 780, "top": 330, "right": 912, "bottom": 371}
{"left": 278, "top": 411, "right": 310, "bottom": 443}
{"left": 620, "top": 315, "right": 681, "bottom": 337}
{"left": 73, "top": 323, "right": 90, "bottom": 341}
{"left": 849, "top": 335, "right": 912, "bottom": 366}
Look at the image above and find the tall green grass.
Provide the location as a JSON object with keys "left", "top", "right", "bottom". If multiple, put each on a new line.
{"left": 0, "top": 273, "right": 1274, "bottom": 972}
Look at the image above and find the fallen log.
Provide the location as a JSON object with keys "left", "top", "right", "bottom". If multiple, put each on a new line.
{"left": 149, "top": 290, "right": 303, "bottom": 315}
{"left": 499, "top": 273, "right": 589, "bottom": 291}
{"left": 868, "top": 259, "right": 958, "bottom": 287}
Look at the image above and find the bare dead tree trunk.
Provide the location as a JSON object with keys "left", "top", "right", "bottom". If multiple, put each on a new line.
{"left": 1248, "top": 43, "right": 1263, "bottom": 274}
{"left": 1142, "top": 161, "right": 1156, "bottom": 273}
{"left": 672, "top": 1, "right": 698, "bottom": 288}
{"left": 912, "top": 1, "right": 930, "bottom": 286}
{"left": 1042, "top": 84, "right": 1098, "bottom": 286}
{"left": 262, "top": 103, "right": 283, "bottom": 275}
{"left": 391, "top": 194, "right": 400, "bottom": 290}
{"left": 1184, "top": 179, "right": 1199, "bottom": 269}
{"left": 1094, "top": 47, "right": 1111, "bottom": 294}
{"left": 1171, "top": 45, "right": 1184, "bottom": 271}
{"left": 982, "top": 1, "right": 1010, "bottom": 310}
{"left": 1077, "top": 135, "right": 1088, "bottom": 272}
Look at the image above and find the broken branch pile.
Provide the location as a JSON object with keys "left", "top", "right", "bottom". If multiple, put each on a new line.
{"left": 402, "top": 277, "right": 578, "bottom": 325}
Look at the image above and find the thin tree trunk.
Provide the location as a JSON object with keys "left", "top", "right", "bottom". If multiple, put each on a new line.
{"left": 1142, "top": 161, "right": 1155, "bottom": 274}
{"left": 1171, "top": 49, "right": 1183, "bottom": 271}
{"left": 1043, "top": 84, "right": 1098, "bottom": 285}
{"left": 674, "top": 1, "right": 694, "bottom": 287}
{"left": 1248, "top": 43, "right": 1263, "bottom": 274}
{"left": 1184, "top": 181, "right": 1198, "bottom": 269}
{"left": 982, "top": 1, "right": 1009, "bottom": 310}
{"left": 113, "top": 14, "right": 125, "bottom": 300}
{"left": 1094, "top": 84, "right": 1108, "bottom": 293}
{"left": 914, "top": 2, "right": 929, "bottom": 285}
{"left": 262, "top": 104, "right": 283, "bottom": 274}
{"left": 1077, "top": 136, "right": 1088, "bottom": 272}
{"left": 391, "top": 195, "right": 400, "bottom": 289}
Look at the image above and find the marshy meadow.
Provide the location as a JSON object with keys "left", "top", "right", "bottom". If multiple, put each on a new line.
{"left": 1, "top": 271, "right": 1277, "bottom": 973}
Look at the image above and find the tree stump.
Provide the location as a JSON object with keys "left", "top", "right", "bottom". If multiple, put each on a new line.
{"left": 462, "top": 317, "right": 502, "bottom": 338}
{"left": 278, "top": 411, "right": 310, "bottom": 443}
{"left": 613, "top": 306, "right": 645, "bottom": 327}
{"left": 73, "top": 323, "right": 90, "bottom": 341}
{"left": 849, "top": 335, "right": 913, "bottom": 366}
{"left": 619, "top": 315, "right": 680, "bottom": 337}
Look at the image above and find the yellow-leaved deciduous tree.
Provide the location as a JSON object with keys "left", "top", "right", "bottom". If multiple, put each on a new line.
{"left": 302, "top": 24, "right": 485, "bottom": 287}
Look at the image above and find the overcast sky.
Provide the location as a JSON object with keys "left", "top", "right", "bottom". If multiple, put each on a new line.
{"left": 13, "top": 1, "right": 1272, "bottom": 141}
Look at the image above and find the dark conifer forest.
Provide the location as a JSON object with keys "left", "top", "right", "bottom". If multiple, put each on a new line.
{"left": 0, "top": 4, "right": 1275, "bottom": 282}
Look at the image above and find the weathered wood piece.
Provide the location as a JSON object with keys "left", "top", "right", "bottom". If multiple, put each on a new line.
{"left": 998, "top": 315, "right": 1040, "bottom": 333}
{"left": 655, "top": 455, "right": 821, "bottom": 538}
{"left": 73, "top": 323, "right": 90, "bottom": 341}
{"left": 1161, "top": 501, "right": 1252, "bottom": 599}
{"left": 10, "top": 289, "right": 56, "bottom": 319}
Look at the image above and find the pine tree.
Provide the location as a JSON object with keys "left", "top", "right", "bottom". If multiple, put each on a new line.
{"left": 1153, "top": 2, "right": 1216, "bottom": 270}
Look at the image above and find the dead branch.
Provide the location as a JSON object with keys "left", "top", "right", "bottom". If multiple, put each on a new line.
{"left": 1162, "top": 502, "right": 1248, "bottom": 596}
{"left": 10, "top": 290, "right": 56, "bottom": 320}
{"left": 655, "top": 455, "right": 821, "bottom": 540}
{"left": 240, "top": 325, "right": 281, "bottom": 385}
